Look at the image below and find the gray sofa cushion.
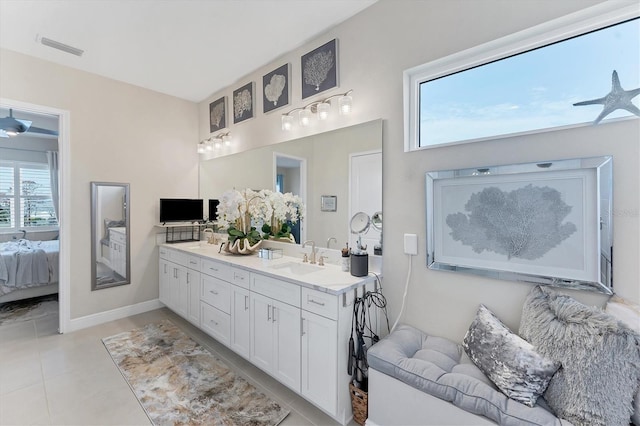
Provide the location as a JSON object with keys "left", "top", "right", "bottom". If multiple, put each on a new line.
{"left": 463, "top": 305, "right": 560, "bottom": 407}
{"left": 367, "top": 324, "right": 563, "bottom": 426}
{"left": 520, "top": 286, "right": 640, "bottom": 426}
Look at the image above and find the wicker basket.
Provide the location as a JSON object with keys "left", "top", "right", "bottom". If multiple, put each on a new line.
{"left": 349, "top": 383, "right": 368, "bottom": 426}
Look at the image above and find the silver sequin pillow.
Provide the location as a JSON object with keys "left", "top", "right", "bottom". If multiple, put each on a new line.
{"left": 463, "top": 304, "right": 560, "bottom": 407}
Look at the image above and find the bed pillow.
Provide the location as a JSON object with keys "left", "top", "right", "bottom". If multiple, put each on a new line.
{"left": 462, "top": 304, "right": 560, "bottom": 407}
{"left": 520, "top": 286, "right": 640, "bottom": 426}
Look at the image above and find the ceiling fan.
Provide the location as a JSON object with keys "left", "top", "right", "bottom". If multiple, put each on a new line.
{"left": 0, "top": 109, "right": 59, "bottom": 138}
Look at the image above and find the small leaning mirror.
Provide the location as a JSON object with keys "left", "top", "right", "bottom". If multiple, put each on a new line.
{"left": 91, "top": 182, "right": 130, "bottom": 290}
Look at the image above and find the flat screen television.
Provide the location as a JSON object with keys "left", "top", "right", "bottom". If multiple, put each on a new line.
{"left": 208, "top": 199, "right": 220, "bottom": 221}
{"left": 159, "top": 198, "right": 203, "bottom": 224}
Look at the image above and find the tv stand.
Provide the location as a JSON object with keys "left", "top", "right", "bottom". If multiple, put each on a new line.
{"left": 156, "top": 223, "right": 202, "bottom": 243}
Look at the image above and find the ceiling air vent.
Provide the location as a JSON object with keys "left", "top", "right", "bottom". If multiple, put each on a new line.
{"left": 40, "top": 36, "right": 84, "bottom": 57}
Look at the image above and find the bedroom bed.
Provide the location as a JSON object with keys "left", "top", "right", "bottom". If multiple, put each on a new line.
{"left": 0, "top": 239, "right": 59, "bottom": 304}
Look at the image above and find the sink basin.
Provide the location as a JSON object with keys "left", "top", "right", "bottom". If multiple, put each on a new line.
{"left": 270, "top": 261, "right": 324, "bottom": 275}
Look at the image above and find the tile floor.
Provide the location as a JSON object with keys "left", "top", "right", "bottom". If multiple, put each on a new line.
{"left": 0, "top": 307, "right": 355, "bottom": 426}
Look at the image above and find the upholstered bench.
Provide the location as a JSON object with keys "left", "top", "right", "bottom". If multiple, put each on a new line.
{"left": 366, "top": 324, "right": 567, "bottom": 426}
{"left": 366, "top": 286, "right": 640, "bottom": 426}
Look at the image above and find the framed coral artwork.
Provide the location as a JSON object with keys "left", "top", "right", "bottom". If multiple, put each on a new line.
{"left": 425, "top": 156, "right": 613, "bottom": 295}
{"left": 301, "top": 39, "right": 338, "bottom": 99}
{"left": 263, "top": 63, "right": 289, "bottom": 113}
{"left": 209, "top": 96, "right": 227, "bottom": 132}
{"left": 233, "top": 82, "right": 254, "bottom": 124}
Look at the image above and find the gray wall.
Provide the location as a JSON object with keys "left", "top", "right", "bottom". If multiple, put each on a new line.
{"left": 197, "top": 0, "right": 639, "bottom": 341}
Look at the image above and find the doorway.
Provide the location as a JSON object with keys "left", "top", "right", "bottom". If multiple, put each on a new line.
{"left": 274, "top": 152, "right": 306, "bottom": 244}
{"left": 0, "top": 98, "right": 70, "bottom": 333}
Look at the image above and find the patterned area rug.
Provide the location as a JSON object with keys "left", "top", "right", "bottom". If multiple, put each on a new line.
{"left": 102, "top": 320, "right": 290, "bottom": 426}
{"left": 0, "top": 294, "right": 58, "bottom": 325}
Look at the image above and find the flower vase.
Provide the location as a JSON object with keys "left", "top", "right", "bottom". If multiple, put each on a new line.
{"left": 224, "top": 238, "right": 263, "bottom": 255}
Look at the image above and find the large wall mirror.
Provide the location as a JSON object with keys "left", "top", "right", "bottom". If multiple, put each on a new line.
{"left": 199, "top": 119, "right": 382, "bottom": 254}
{"left": 91, "top": 182, "right": 130, "bottom": 290}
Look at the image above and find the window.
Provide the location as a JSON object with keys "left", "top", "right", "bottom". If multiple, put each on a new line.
{"left": 404, "top": 4, "right": 639, "bottom": 151}
{"left": 0, "top": 161, "right": 58, "bottom": 231}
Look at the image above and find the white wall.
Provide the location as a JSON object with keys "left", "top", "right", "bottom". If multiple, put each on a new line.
{"left": 197, "top": 0, "right": 639, "bottom": 342}
{"left": 0, "top": 48, "right": 199, "bottom": 319}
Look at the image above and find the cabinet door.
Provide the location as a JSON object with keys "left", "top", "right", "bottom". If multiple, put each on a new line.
{"left": 186, "top": 269, "right": 201, "bottom": 326}
{"left": 174, "top": 265, "right": 189, "bottom": 319}
{"left": 273, "top": 300, "right": 301, "bottom": 392}
{"left": 250, "top": 292, "right": 274, "bottom": 372}
{"left": 159, "top": 258, "right": 171, "bottom": 307}
{"left": 302, "top": 310, "right": 338, "bottom": 414}
{"left": 230, "top": 285, "right": 250, "bottom": 358}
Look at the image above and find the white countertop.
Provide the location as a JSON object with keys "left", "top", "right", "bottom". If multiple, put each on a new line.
{"left": 162, "top": 241, "right": 377, "bottom": 295}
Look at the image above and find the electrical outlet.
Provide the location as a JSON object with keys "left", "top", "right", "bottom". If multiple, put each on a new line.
{"left": 404, "top": 233, "right": 418, "bottom": 255}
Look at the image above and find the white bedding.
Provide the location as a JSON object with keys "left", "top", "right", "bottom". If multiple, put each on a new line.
{"left": 0, "top": 239, "right": 59, "bottom": 297}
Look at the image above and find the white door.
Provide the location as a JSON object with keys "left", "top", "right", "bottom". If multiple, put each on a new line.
{"left": 302, "top": 310, "right": 338, "bottom": 414}
{"left": 230, "top": 285, "right": 251, "bottom": 358}
{"left": 349, "top": 151, "right": 382, "bottom": 254}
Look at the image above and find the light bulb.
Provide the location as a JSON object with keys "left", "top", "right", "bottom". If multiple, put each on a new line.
{"left": 338, "top": 94, "right": 352, "bottom": 115}
{"left": 205, "top": 142, "right": 213, "bottom": 152}
{"left": 299, "top": 108, "right": 311, "bottom": 127}
{"left": 223, "top": 134, "right": 231, "bottom": 146}
{"left": 282, "top": 114, "right": 293, "bottom": 131}
{"left": 317, "top": 102, "right": 330, "bottom": 120}
{"left": 197, "top": 143, "right": 206, "bottom": 154}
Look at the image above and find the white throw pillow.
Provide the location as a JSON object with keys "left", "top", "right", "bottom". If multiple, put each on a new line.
{"left": 606, "top": 295, "right": 640, "bottom": 426}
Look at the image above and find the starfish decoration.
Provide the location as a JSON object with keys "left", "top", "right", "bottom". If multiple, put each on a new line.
{"left": 573, "top": 70, "right": 640, "bottom": 125}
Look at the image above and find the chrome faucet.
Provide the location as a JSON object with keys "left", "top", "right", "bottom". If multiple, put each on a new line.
{"left": 326, "top": 237, "right": 337, "bottom": 248}
{"left": 302, "top": 240, "right": 317, "bottom": 264}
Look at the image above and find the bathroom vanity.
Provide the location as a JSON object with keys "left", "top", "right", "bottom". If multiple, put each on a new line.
{"left": 158, "top": 242, "right": 377, "bottom": 425}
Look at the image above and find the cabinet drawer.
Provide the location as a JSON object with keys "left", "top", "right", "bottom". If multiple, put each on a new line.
{"left": 167, "top": 250, "right": 201, "bottom": 270}
{"left": 201, "top": 302, "right": 230, "bottom": 345}
{"left": 301, "top": 288, "right": 338, "bottom": 320}
{"left": 251, "top": 273, "right": 300, "bottom": 307}
{"left": 231, "top": 268, "right": 250, "bottom": 289}
{"left": 159, "top": 246, "right": 172, "bottom": 260}
{"left": 201, "top": 259, "right": 234, "bottom": 282}
{"left": 201, "top": 275, "right": 231, "bottom": 314}
{"left": 110, "top": 230, "right": 126, "bottom": 244}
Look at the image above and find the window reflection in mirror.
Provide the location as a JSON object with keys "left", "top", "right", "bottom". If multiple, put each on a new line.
{"left": 91, "top": 182, "right": 130, "bottom": 290}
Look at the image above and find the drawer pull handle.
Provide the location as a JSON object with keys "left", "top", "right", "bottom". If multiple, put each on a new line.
{"left": 209, "top": 267, "right": 218, "bottom": 271}
{"left": 190, "top": 261, "right": 197, "bottom": 265}
{"left": 235, "top": 274, "right": 244, "bottom": 280}
{"left": 309, "top": 298, "right": 325, "bottom": 307}
{"left": 209, "top": 290, "right": 219, "bottom": 295}
{"left": 210, "top": 319, "right": 218, "bottom": 326}
{"left": 244, "top": 295, "right": 249, "bottom": 311}
{"left": 267, "top": 304, "right": 271, "bottom": 321}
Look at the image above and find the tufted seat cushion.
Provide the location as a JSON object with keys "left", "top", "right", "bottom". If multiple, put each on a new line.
{"left": 367, "top": 324, "right": 564, "bottom": 426}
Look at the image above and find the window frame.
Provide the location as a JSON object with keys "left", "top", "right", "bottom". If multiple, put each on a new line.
{"left": 404, "top": 2, "right": 639, "bottom": 152}
{"left": 0, "top": 160, "right": 59, "bottom": 232}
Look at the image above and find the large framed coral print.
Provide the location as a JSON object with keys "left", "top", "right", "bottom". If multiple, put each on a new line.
{"left": 426, "top": 156, "right": 613, "bottom": 295}
{"left": 301, "top": 39, "right": 338, "bottom": 99}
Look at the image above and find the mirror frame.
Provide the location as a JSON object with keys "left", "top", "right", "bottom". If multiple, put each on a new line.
{"left": 91, "top": 182, "right": 131, "bottom": 290}
{"left": 426, "top": 156, "right": 613, "bottom": 295}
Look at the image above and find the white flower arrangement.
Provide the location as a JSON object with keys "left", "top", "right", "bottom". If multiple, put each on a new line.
{"left": 216, "top": 188, "right": 305, "bottom": 244}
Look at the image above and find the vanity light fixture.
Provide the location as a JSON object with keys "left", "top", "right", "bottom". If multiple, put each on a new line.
{"left": 281, "top": 89, "right": 353, "bottom": 131}
{"left": 197, "top": 131, "right": 232, "bottom": 154}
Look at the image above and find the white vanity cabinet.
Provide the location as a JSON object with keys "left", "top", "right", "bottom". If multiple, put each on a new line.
{"left": 158, "top": 247, "right": 201, "bottom": 326}
{"left": 199, "top": 258, "right": 251, "bottom": 350}
{"left": 250, "top": 273, "right": 301, "bottom": 393}
{"left": 109, "top": 227, "right": 127, "bottom": 278}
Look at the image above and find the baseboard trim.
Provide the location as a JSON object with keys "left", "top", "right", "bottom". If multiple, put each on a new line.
{"left": 68, "top": 299, "right": 163, "bottom": 332}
